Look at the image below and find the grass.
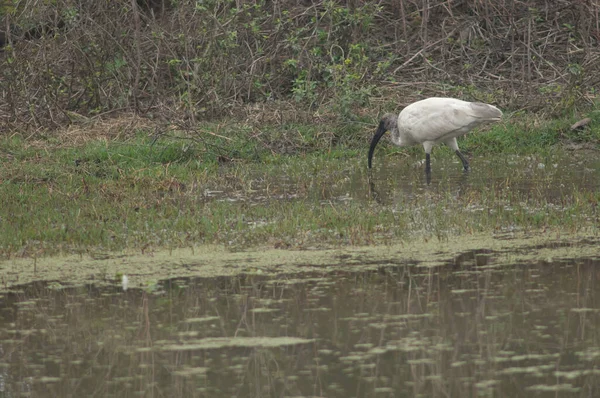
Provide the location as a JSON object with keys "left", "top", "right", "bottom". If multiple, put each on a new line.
{"left": 0, "top": 110, "right": 599, "bottom": 259}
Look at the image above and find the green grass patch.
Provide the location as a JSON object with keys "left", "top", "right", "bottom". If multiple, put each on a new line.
{"left": 0, "top": 112, "right": 598, "bottom": 258}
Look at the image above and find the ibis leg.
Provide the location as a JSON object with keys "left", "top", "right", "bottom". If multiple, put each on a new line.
{"left": 425, "top": 153, "right": 432, "bottom": 184}
{"left": 455, "top": 150, "right": 470, "bottom": 172}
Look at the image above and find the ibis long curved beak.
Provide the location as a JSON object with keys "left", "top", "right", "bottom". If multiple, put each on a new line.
{"left": 368, "top": 121, "right": 388, "bottom": 169}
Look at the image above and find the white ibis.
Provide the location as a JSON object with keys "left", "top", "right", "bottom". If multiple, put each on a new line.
{"left": 368, "top": 97, "right": 502, "bottom": 179}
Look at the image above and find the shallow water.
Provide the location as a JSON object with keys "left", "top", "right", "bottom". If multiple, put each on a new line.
{"left": 1, "top": 249, "right": 600, "bottom": 397}
{"left": 1, "top": 152, "right": 598, "bottom": 396}
{"left": 365, "top": 153, "right": 600, "bottom": 204}
{"left": 206, "top": 152, "right": 600, "bottom": 206}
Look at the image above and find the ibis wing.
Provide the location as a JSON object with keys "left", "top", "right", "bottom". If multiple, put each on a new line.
{"left": 401, "top": 102, "right": 501, "bottom": 143}
{"left": 468, "top": 102, "right": 503, "bottom": 120}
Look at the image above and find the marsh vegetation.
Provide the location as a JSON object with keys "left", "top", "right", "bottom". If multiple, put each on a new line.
{"left": 1, "top": 0, "right": 599, "bottom": 258}
{"left": 1, "top": 1, "right": 600, "bottom": 396}
{"left": 0, "top": 120, "right": 598, "bottom": 259}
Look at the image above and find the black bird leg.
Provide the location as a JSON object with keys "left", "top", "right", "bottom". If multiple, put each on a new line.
{"left": 455, "top": 150, "right": 470, "bottom": 172}
{"left": 425, "top": 153, "right": 432, "bottom": 184}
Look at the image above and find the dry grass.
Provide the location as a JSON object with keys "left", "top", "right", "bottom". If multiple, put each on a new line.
{"left": 1, "top": 0, "right": 599, "bottom": 133}
{"left": 23, "top": 114, "right": 156, "bottom": 149}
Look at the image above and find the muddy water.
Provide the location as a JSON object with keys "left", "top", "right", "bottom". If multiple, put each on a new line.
{"left": 1, "top": 152, "right": 598, "bottom": 396}
{"left": 372, "top": 154, "right": 600, "bottom": 201}
{"left": 364, "top": 153, "right": 600, "bottom": 204}
{"left": 207, "top": 153, "right": 600, "bottom": 205}
{"left": 1, "top": 251, "right": 600, "bottom": 397}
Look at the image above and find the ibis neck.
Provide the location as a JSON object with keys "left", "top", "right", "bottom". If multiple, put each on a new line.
{"left": 389, "top": 125, "right": 401, "bottom": 146}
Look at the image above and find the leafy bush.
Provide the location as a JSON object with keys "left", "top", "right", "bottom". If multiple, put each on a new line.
{"left": 1, "top": 0, "right": 599, "bottom": 131}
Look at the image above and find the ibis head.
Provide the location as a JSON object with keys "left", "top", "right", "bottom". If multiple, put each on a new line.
{"left": 368, "top": 113, "right": 397, "bottom": 169}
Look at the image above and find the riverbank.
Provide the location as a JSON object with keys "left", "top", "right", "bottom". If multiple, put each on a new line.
{"left": 1, "top": 112, "right": 598, "bottom": 261}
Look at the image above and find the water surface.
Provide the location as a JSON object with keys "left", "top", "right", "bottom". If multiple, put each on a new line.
{"left": 1, "top": 248, "right": 600, "bottom": 397}
{"left": 207, "top": 152, "right": 600, "bottom": 206}
{"left": 1, "top": 152, "right": 599, "bottom": 396}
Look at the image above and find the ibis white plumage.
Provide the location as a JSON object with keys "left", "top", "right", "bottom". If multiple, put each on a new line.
{"left": 368, "top": 97, "right": 502, "bottom": 178}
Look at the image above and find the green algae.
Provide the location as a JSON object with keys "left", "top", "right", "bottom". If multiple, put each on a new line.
{"left": 0, "top": 231, "right": 597, "bottom": 291}
{"left": 183, "top": 316, "right": 220, "bottom": 323}
{"left": 172, "top": 367, "right": 209, "bottom": 377}
{"left": 525, "top": 384, "right": 580, "bottom": 392}
{"left": 158, "top": 337, "right": 315, "bottom": 351}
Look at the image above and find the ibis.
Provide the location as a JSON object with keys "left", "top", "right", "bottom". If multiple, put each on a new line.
{"left": 368, "top": 97, "right": 502, "bottom": 180}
